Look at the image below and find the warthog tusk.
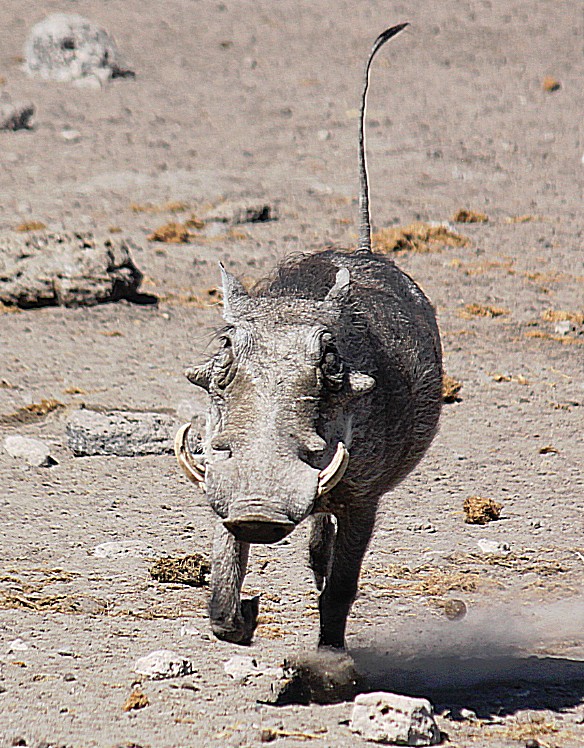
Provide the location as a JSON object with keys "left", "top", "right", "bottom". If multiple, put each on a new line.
{"left": 174, "top": 423, "right": 206, "bottom": 490}
{"left": 317, "top": 442, "right": 349, "bottom": 496}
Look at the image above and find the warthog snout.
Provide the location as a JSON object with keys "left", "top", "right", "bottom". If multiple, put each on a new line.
{"left": 223, "top": 514, "right": 296, "bottom": 544}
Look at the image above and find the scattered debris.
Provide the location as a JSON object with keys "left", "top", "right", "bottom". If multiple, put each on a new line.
{"left": 150, "top": 555, "right": 210, "bottom": 587}
{"left": 147, "top": 223, "right": 191, "bottom": 244}
{"left": 492, "top": 373, "right": 529, "bottom": 384}
{"left": 463, "top": 496, "right": 503, "bottom": 525}
{"left": 374, "top": 222, "right": 469, "bottom": 253}
{"left": 0, "top": 232, "right": 149, "bottom": 308}
{"left": 458, "top": 303, "right": 509, "bottom": 319}
{"left": 3, "top": 435, "right": 57, "bottom": 467}
{"left": 0, "top": 100, "right": 35, "bottom": 131}
{"left": 350, "top": 691, "right": 441, "bottom": 745}
{"left": 24, "top": 14, "right": 134, "bottom": 84}
{"left": 223, "top": 655, "right": 282, "bottom": 683}
{"left": 66, "top": 409, "right": 176, "bottom": 457}
{"left": 93, "top": 540, "right": 157, "bottom": 559}
{"left": 0, "top": 398, "right": 65, "bottom": 426}
{"left": 442, "top": 375, "right": 462, "bottom": 403}
{"left": 542, "top": 76, "right": 561, "bottom": 92}
{"left": 260, "top": 727, "right": 326, "bottom": 742}
{"left": 451, "top": 208, "right": 488, "bottom": 223}
{"left": 14, "top": 221, "right": 46, "bottom": 232}
{"left": 134, "top": 650, "right": 194, "bottom": 680}
{"left": 122, "top": 688, "right": 149, "bottom": 712}
{"left": 265, "top": 651, "right": 363, "bottom": 705}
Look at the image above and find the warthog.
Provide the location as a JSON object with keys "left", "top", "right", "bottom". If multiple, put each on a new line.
{"left": 175, "top": 24, "right": 443, "bottom": 648}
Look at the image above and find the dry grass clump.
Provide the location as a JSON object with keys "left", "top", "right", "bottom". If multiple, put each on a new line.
{"left": 458, "top": 303, "right": 509, "bottom": 319}
{"left": 451, "top": 208, "right": 488, "bottom": 223}
{"left": 0, "top": 302, "right": 21, "bottom": 314}
{"left": 149, "top": 555, "right": 211, "bottom": 587}
{"left": 541, "top": 309, "right": 584, "bottom": 325}
{"left": 0, "top": 398, "right": 65, "bottom": 425}
{"left": 14, "top": 221, "right": 46, "bottom": 232}
{"left": 442, "top": 374, "right": 463, "bottom": 402}
{"left": 147, "top": 222, "right": 191, "bottom": 243}
{"left": 463, "top": 495, "right": 503, "bottom": 525}
{"left": 525, "top": 330, "right": 584, "bottom": 345}
{"left": 504, "top": 214, "right": 541, "bottom": 223}
{"left": 492, "top": 373, "right": 529, "bottom": 384}
{"left": 373, "top": 222, "right": 469, "bottom": 253}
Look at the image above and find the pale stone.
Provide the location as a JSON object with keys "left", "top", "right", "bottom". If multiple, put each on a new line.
{"left": 350, "top": 691, "right": 441, "bottom": 745}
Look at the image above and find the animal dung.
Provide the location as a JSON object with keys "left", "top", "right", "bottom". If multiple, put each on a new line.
{"left": 149, "top": 555, "right": 210, "bottom": 587}
{"left": 463, "top": 495, "right": 503, "bottom": 525}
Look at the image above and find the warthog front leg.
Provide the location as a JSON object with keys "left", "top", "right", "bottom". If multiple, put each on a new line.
{"left": 318, "top": 508, "right": 376, "bottom": 649}
{"left": 309, "top": 513, "right": 336, "bottom": 591}
{"left": 208, "top": 520, "right": 259, "bottom": 645}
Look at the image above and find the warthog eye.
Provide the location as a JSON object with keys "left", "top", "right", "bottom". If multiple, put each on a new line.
{"left": 214, "top": 335, "right": 236, "bottom": 390}
{"left": 320, "top": 343, "right": 344, "bottom": 391}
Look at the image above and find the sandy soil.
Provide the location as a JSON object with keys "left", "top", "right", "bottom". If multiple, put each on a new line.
{"left": 0, "top": 1, "right": 583, "bottom": 746}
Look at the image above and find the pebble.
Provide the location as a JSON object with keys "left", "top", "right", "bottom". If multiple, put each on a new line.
{"left": 3, "top": 435, "right": 56, "bottom": 467}
{"left": 350, "top": 691, "right": 441, "bottom": 745}
{"left": 60, "top": 128, "right": 81, "bottom": 142}
{"left": 93, "top": 540, "right": 157, "bottom": 558}
{"left": 477, "top": 539, "right": 511, "bottom": 554}
{"left": 554, "top": 320, "right": 575, "bottom": 336}
{"left": 134, "top": 650, "right": 194, "bottom": 680}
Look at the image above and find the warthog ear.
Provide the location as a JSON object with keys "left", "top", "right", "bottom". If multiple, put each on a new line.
{"left": 220, "top": 262, "right": 249, "bottom": 323}
{"left": 348, "top": 371, "right": 376, "bottom": 396}
{"left": 185, "top": 361, "right": 213, "bottom": 391}
{"left": 324, "top": 267, "right": 350, "bottom": 308}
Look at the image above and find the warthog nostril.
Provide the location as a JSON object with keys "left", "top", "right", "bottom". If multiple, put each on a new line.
{"left": 223, "top": 515, "right": 295, "bottom": 545}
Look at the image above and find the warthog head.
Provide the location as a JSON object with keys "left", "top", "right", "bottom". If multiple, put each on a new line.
{"left": 176, "top": 263, "right": 375, "bottom": 544}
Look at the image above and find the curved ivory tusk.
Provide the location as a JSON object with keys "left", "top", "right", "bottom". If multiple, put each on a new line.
{"left": 174, "top": 423, "right": 206, "bottom": 490}
{"left": 317, "top": 442, "right": 349, "bottom": 496}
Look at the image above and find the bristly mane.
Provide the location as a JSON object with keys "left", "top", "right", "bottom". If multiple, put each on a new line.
{"left": 251, "top": 250, "right": 348, "bottom": 300}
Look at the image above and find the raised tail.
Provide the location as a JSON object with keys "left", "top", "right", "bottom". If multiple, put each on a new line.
{"left": 357, "top": 23, "right": 409, "bottom": 253}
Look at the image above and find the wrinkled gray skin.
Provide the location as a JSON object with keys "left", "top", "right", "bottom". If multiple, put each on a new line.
{"left": 185, "top": 249, "right": 442, "bottom": 648}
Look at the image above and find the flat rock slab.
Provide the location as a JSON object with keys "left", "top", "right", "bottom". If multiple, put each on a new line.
{"left": 67, "top": 409, "right": 177, "bottom": 456}
{"left": 0, "top": 232, "right": 147, "bottom": 308}
{"left": 24, "top": 13, "right": 134, "bottom": 84}
{"left": 350, "top": 691, "right": 441, "bottom": 746}
{"left": 3, "top": 435, "right": 56, "bottom": 467}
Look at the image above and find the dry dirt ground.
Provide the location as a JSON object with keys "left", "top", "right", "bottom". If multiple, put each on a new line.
{"left": 0, "top": 1, "right": 583, "bottom": 746}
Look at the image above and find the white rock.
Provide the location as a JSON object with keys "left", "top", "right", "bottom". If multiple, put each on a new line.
{"left": 7, "top": 638, "right": 28, "bottom": 653}
{"left": 3, "top": 435, "right": 56, "bottom": 467}
{"left": 93, "top": 540, "right": 156, "bottom": 558}
{"left": 350, "top": 691, "right": 441, "bottom": 746}
{"left": 134, "top": 649, "right": 193, "bottom": 680}
{"left": 61, "top": 128, "right": 81, "bottom": 142}
{"left": 24, "top": 14, "right": 133, "bottom": 83}
{"left": 477, "top": 539, "right": 510, "bottom": 554}
{"left": 554, "top": 320, "right": 574, "bottom": 336}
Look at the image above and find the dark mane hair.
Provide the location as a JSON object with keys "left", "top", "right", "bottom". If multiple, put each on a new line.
{"left": 251, "top": 248, "right": 352, "bottom": 300}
